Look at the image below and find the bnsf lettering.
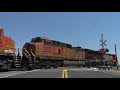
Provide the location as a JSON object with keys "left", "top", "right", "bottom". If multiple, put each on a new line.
{"left": 43, "top": 46, "right": 50, "bottom": 52}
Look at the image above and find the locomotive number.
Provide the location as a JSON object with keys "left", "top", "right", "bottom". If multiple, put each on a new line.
{"left": 6, "top": 44, "right": 13, "bottom": 48}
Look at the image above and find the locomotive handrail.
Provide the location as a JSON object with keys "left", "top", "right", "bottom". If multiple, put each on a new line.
{"left": 13, "top": 49, "right": 17, "bottom": 56}
{"left": 23, "top": 48, "right": 31, "bottom": 57}
{"left": 17, "top": 48, "right": 22, "bottom": 57}
{"left": 30, "top": 49, "right": 35, "bottom": 57}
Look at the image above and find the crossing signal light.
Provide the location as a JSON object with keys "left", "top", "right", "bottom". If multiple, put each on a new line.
{"left": 99, "top": 49, "right": 104, "bottom": 53}
{"left": 99, "top": 48, "right": 109, "bottom": 53}
{"left": 105, "top": 49, "right": 109, "bottom": 52}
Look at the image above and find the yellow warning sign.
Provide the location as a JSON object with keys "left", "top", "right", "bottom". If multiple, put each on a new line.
{"left": 61, "top": 69, "right": 68, "bottom": 78}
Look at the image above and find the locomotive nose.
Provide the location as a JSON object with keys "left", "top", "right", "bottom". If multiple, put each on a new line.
{"left": 23, "top": 43, "right": 29, "bottom": 48}
{"left": 22, "top": 42, "right": 36, "bottom": 57}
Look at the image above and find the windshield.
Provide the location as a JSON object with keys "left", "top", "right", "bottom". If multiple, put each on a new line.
{"left": 31, "top": 37, "right": 42, "bottom": 43}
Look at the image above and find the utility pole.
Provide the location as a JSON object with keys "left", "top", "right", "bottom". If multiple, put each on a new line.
{"left": 114, "top": 44, "right": 118, "bottom": 70}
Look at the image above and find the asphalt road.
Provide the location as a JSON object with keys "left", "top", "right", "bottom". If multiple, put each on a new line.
{"left": 0, "top": 67, "right": 120, "bottom": 78}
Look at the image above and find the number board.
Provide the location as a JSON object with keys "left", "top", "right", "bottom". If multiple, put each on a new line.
{"left": 6, "top": 44, "right": 13, "bottom": 48}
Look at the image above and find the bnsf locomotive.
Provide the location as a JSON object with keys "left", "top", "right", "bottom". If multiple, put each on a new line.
{"left": 0, "top": 28, "right": 15, "bottom": 71}
{"left": 0, "top": 28, "right": 117, "bottom": 71}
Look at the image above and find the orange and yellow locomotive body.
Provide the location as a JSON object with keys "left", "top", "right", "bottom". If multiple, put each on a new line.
{"left": 0, "top": 28, "right": 15, "bottom": 71}
{"left": 0, "top": 28, "right": 15, "bottom": 55}
{"left": 22, "top": 36, "right": 117, "bottom": 68}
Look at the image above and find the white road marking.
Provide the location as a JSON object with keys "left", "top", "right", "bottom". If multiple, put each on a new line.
{"left": 0, "top": 72, "right": 27, "bottom": 78}
{"left": 68, "top": 68, "right": 99, "bottom": 71}
{"left": 0, "top": 68, "right": 64, "bottom": 78}
{"left": 68, "top": 68, "right": 120, "bottom": 76}
{"left": 97, "top": 70, "right": 120, "bottom": 77}
{"left": 0, "top": 69, "right": 41, "bottom": 78}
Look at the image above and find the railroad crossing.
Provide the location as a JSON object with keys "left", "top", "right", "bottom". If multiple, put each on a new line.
{"left": 0, "top": 67, "right": 120, "bottom": 78}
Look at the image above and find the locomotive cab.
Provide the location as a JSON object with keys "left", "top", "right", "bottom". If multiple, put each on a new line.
{"left": 0, "top": 28, "right": 15, "bottom": 71}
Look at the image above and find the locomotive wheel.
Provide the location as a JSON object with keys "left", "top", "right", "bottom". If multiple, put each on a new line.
{"left": 45, "top": 65, "right": 51, "bottom": 69}
{"left": 28, "top": 67, "right": 34, "bottom": 70}
{"left": 53, "top": 66, "right": 58, "bottom": 68}
{"left": 0, "top": 68, "right": 2, "bottom": 72}
{"left": 39, "top": 66, "right": 42, "bottom": 69}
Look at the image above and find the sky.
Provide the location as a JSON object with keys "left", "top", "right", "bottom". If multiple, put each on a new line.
{"left": 0, "top": 12, "right": 120, "bottom": 64}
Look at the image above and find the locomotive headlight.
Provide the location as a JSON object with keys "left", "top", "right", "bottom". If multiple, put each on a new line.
{"left": 4, "top": 49, "right": 14, "bottom": 54}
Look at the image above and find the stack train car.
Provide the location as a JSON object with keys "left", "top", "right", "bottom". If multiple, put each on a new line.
{"left": 0, "top": 28, "right": 117, "bottom": 71}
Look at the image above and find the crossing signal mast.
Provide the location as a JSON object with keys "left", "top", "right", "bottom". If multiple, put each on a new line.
{"left": 99, "top": 34, "right": 109, "bottom": 54}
